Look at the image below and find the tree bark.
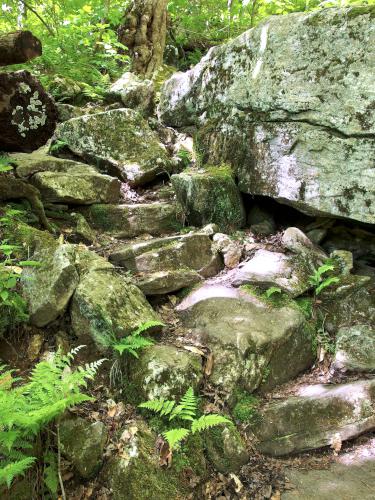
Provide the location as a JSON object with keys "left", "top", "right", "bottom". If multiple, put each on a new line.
{"left": 0, "top": 70, "right": 57, "bottom": 153}
{"left": 119, "top": 0, "right": 168, "bottom": 77}
{"left": 0, "top": 30, "right": 42, "bottom": 66}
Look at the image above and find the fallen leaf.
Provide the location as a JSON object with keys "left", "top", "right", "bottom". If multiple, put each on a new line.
{"left": 204, "top": 352, "right": 214, "bottom": 376}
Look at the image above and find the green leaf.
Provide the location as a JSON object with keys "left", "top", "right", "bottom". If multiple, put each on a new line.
{"left": 191, "top": 415, "right": 232, "bottom": 434}
{"left": 162, "top": 428, "right": 190, "bottom": 450}
{"left": 315, "top": 277, "right": 340, "bottom": 295}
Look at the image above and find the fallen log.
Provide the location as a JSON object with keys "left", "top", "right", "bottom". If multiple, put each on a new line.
{"left": 0, "top": 70, "right": 57, "bottom": 152}
{"left": 0, "top": 30, "right": 42, "bottom": 66}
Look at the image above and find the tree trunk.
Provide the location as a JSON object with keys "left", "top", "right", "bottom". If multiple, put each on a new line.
{"left": 0, "top": 70, "right": 57, "bottom": 153}
{"left": 0, "top": 30, "right": 42, "bottom": 66}
{"left": 119, "top": 0, "right": 168, "bottom": 77}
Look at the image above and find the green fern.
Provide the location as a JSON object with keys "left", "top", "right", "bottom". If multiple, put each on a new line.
{"left": 139, "top": 387, "right": 231, "bottom": 452}
{"left": 162, "top": 428, "right": 190, "bottom": 450}
{"left": 0, "top": 347, "right": 105, "bottom": 489}
{"left": 191, "top": 415, "right": 232, "bottom": 434}
{"left": 308, "top": 261, "right": 340, "bottom": 296}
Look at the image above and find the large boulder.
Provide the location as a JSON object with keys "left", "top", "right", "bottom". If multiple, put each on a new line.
{"left": 70, "top": 261, "right": 159, "bottom": 348}
{"left": 171, "top": 166, "right": 245, "bottom": 232}
{"left": 254, "top": 379, "right": 375, "bottom": 456}
{"left": 22, "top": 243, "right": 79, "bottom": 327}
{"left": 109, "top": 232, "right": 223, "bottom": 295}
{"left": 177, "top": 284, "right": 314, "bottom": 398}
{"left": 127, "top": 344, "right": 203, "bottom": 402}
{"left": 159, "top": 7, "right": 375, "bottom": 224}
{"left": 54, "top": 109, "right": 175, "bottom": 186}
{"left": 80, "top": 202, "right": 182, "bottom": 239}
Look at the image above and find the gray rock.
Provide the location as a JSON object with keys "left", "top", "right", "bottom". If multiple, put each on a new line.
{"left": 128, "top": 344, "right": 203, "bottom": 402}
{"left": 205, "top": 425, "right": 249, "bottom": 473}
{"left": 80, "top": 202, "right": 182, "bottom": 239}
{"left": 106, "top": 72, "right": 154, "bottom": 114}
{"left": 70, "top": 264, "right": 160, "bottom": 349}
{"left": 171, "top": 166, "right": 245, "bottom": 232}
{"left": 232, "top": 249, "right": 318, "bottom": 297}
{"left": 247, "top": 205, "right": 275, "bottom": 236}
{"left": 330, "top": 249, "right": 354, "bottom": 275}
{"left": 59, "top": 417, "right": 107, "bottom": 479}
{"left": 254, "top": 379, "right": 375, "bottom": 456}
{"left": 281, "top": 227, "right": 326, "bottom": 259}
{"left": 177, "top": 284, "right": 314, "bottom": 397}
{"left": 23, "top": 243, "right": 79, "bottom": 327}
{"left": 333, "top": 325, "right": 375, "bottom": 373}
{"left": 159, "top": 7, "right": 375, "bottom": 224}
{"left": 55, "top": 109, "right": 174, "bottom": 186}
{"left": 109, "top": 232, "right": 222, "bottom": 294}
{"left": 56, "top": 103, "right": 88, "bottom": 122}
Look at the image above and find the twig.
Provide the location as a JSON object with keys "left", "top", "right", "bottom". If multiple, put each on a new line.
{"left": 56, "top": 420, "right": 66, "bottom": 500}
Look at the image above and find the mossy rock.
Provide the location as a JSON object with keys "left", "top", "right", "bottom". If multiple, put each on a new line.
{"left": 204, "top": 424, "right": 249, "bottom": 473}
{"left": 171, "top": 165, "right": 245, "bottom": 232}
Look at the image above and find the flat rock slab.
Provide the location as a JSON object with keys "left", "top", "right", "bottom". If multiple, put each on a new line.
{"left": 11, "top": 152, "right": 120, "bottom": 204}
{"left": 177, "top": 284, "right": 314, "bottom": 397}
{"left": 54, "top": 109, "right": 174, "bottom": 186}
{"left": 80, "top": 202, "right": 182, "bottom": 239}
{"left": 109, "top": 232, "right": 223, "bottom": 294}
{"left": 254, "top": 379, "right": 375, "bottom": 456}
{"left": 283, "top": 444, "right": 375, "bottom": 499}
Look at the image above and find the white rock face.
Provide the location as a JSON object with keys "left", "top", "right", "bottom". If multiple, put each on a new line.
{"left": 159, "top": 7, "right": 375, "bottom": 223}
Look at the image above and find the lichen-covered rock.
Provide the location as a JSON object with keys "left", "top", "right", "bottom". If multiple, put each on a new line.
{"left": 177, "top": 284, "right": 314, "bottom": 398}
{"left": 254, "top": 379, "right": 375, "bottom": 456}
{"left": 333, "top": 325, "right": 375, "bottom": 373}
{"left": 106, "top": 72, "right": 155, "bottom": 114}
{"left": 109, "top": 232, "right": 222, "bottom": 294}
{"left": 70, "top": 266, "right": 159, "bottom": 348}
{"left": 56, "top": 103, "right": 88, "bottom": 122}
{"left": 59, "top": 417, "right": 107, "bottom": 479}
{"left": 205, "top": 425, "right": 249, "bottom": 473}
{"left": 54, "top": 109, "right": 175, "bottom": 186}
{"left": 23, "top": 243, "right": 79, "bottom": 327}
{"left": 80, "top": 202, "right": 182, "bottom": 239}
{"left": 171, "top": 166, "right": 245, "bottom": 232}
{"left": 127, "top": 344, "right": 203, "bottom": 402}
{"left": 322, "top": 275, "right": 375, "bottom": 334}
{"left": 104, "top": 421, "right": 192, "bottom": 500}
{"left": 159, "top": 7, "right": 375, "bottom": 224}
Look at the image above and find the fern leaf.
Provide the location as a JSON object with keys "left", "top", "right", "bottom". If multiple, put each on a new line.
{"left": 169, "top": 387, "right": 197, "bottom": 421}
{"left": 315, "top": 276, "right": 340, "bottom": 295}
{"left": 162, "top": 428, "right": 190, "bottom": 450}
{"left": 0, "top": 457, "right": 36, "bottom": 487}
{"left": 191, "top": 415, "right": 232, "bottom": 434}
{"left": 138, "top": 398, "right": 176, "bottom": 417}
{"left": 133, "top": 320, "right": 164, "bottom": 336}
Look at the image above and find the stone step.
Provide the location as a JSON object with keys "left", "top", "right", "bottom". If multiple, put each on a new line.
{"left": 109, "top": 232, "right": 223, "bottom": 295}
{"left": 79, "top": 201, "right": 183, "bottom": 239}
{"left": 253, "top": 379, "right": 375, "bottom": 456}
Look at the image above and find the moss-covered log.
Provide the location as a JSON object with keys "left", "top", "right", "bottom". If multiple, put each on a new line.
{"left": 0, "top": 30, "right": 42, "bottom": 66}
{"left": 0, "top": 70, "right": 57, "bottom": 152}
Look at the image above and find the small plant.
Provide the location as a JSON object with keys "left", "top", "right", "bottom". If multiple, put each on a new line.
{"left": 233, "top": 393, "right": 260, "bottom": 424}
{"left": 49, "top": 139, "right": 68, "bottom": 154}
{"left": 264, "top": 286, "right": 282, "bottom": 299}
{"left": 139, "top": 387, "right": 231, "bottom": 453}
{"left": 308, "top": 261, "right": 340, "bottom": 296}
{"left": 0, "top": 346, "right": 105, "bottom": 492}
{"left": 294, "top": 297, "right": 313, "bottom": 319}
{"left": 0, "top": 156, "right": 13, "bottom": 173}
{"left": 176, "top": 149, "right": 192, "bottom": 169}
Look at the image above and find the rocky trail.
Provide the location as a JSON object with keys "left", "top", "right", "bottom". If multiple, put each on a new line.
{"left": 1, "top": 5, "right": 374, "bottom": 500}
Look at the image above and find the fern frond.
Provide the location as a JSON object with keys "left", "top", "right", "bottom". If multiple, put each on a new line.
{"left": 132, "top": 320, "right": 164, "bottom": 336}
{"left": 162, "top": 428, "right": 190, "bottom": 450}
{"left": 191, "top": 415, "right": 232, "bottom": 434}
{"left": 0, "top": 457, "right": 36, "bottom": 487}
{"left": 315, "top": 276, "right": 340, "bottom": 295}
{"left": 113, "top": 334, "right": 154, "bottom": 357}
{"left": 169, "top": 387, "right": 197, "bottom": 421}
{"left": 138, "top": 398, "right": 176, "bottom": 417}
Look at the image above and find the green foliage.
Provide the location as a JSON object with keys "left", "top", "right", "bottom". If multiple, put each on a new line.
{"left": 232, "top": 393, "right": 260, "bottom": 423}
{"left": 308, "top": 261, "right": 340, "bottom": 295}
{"left": 139, "top": 387, "right": 231, "bottom": 450}
{"left": 294, "top": 297, "right": 313, "bottom": 319}
{"left": 264, "top": 286, "right": 282, "bottom": 299}
{"left": 100, "top": 320, "right": 164, "bottom": 358}
{"left": 0, "top": 156, "right": 13, "bottom": 173}
{"left": 0, "top": 347, "right": 105, "bottom": 488}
